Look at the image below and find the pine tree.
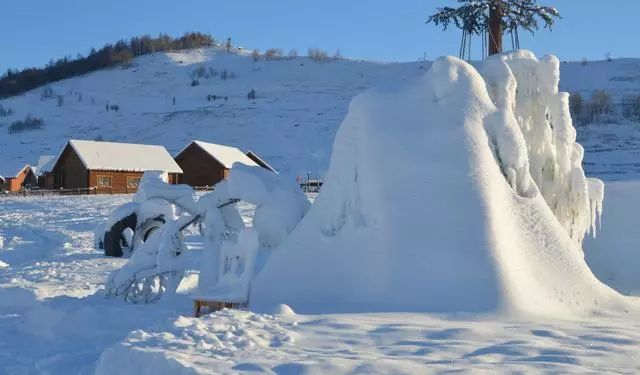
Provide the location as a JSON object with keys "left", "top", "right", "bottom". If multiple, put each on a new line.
{"left": 428, "top": 0, "right": 560, "bottom": 56}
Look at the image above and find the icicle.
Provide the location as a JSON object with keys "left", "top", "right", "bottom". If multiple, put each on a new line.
{"left": 587, "top": 178, "right": 604, "bottom": 238}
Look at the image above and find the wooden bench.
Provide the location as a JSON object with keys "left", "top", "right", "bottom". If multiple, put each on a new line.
{"left": 193, "top": 299, "right": 248, "bottom": 317}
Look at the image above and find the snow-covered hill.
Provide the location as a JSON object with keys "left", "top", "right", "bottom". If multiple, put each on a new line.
{"left": 0, "top": 49, "right": 423, "bottom": 180}
{"left": 1, "top": 48, "right": 640, "bottom": 181}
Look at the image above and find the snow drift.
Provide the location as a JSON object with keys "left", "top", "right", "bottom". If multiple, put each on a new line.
{"left": 251, "top": 51, "right": 632, "bottom": 317}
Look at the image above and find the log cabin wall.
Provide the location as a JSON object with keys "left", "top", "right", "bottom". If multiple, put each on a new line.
{"left": 174, "top": 143, "right": 227, "bottom": 187}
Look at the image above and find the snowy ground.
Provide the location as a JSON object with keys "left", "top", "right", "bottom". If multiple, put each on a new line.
{"left": 578, "top": 122, "right": 640, "bottom": 181}
{"left": 3, "top": 50, "right": 640, "bottom": 373}
{"left": 100, "top": 310, "right": 640, "bottom": 374}
{"left": 1, "top": 194, "right": 640, "bottom": 373}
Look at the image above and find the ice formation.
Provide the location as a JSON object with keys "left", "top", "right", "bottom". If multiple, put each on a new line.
{"left": 481, "top": 51, "right": 602, "bottom": 244}
{"left": 251, "top": 51, "right": 628, "bottom": 317}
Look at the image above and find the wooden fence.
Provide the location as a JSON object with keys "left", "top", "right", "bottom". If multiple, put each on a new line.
{"left": 1, "top": 185, "right": 215, "bottom": 197}
{"left": 1, "top": 187, "right": 98, "bottom": 197}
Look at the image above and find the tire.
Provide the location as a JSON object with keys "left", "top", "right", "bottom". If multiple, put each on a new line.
{"left": 103, "top": 213, "right": 138, "bottom": 257}
{"left": 131, "top": 216, "right": 166, "bottom": 251}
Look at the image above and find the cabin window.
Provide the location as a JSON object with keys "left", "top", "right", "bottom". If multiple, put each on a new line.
{"left": 97, "top": 175, "right": 112, "bottom": 187}
{"left": 127, "top": 177, "right": 141, "bottom": 188}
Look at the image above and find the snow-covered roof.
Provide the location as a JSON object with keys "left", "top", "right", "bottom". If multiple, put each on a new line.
{"left": 35, "top": 155, "right": 56, "bottom": 175}
{"left": 180, "top": 140, "right": 258, "bottom": 169}
{"left": 58, "top": 140, "right": 182, "bottom": 173}
{"left": 0, "top": 163, "right": 35, "bottom": 179}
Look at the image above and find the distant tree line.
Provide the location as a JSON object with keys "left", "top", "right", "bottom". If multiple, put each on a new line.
{"left": 0, "top": 32, "right": 215, "bottom": 98}
{"left": 568, "top": 90, "right": 640, "bottom": 125}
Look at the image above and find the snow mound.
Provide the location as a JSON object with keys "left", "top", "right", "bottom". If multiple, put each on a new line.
{"left": 261, "top": 303, "right": 296, "bottom": 316}
{"left": 96, "top": 310, "right": 296, "bottom": 375}
{"left": 251, "top": 52, "right": 632, "bottom": 317}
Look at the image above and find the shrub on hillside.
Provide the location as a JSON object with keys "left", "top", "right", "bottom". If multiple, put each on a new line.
{"left": 41, "top": 87, "right": 55, "bottom": 100}
{"left": 577, "top": 90, "right": 614, "bottom": 124}
{"left": 589, "top": 90, "right": 613, "bottom": 116}
{"left": 622, "top": 94, "right": 640, "bottom": 121}
{"left": 0, "top": 104, "right": 13, "bottom": 117}
{"left": 308, "top": 48, "right": 329, "bottom": 62}
{"left": 191, "top": 65, "right": 207, "bottom": 79}
{"left": 569, "top": 92, "right": 583, "bottom": 119}
{"left": 264, "top": 48, "right": 283, "bottom": 61}
{"left": 8, "top": 115, "right": 44, "bottom": 134}
{"left": 252, "top": 49, "right": 261, "bottom": 62}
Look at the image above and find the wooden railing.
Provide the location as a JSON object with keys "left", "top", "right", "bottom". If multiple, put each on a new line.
{"left": 1, "top": 187, "right": 98, "bottom": 197}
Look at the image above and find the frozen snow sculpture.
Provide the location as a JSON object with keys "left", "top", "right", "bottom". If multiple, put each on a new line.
{"left": 195, "top": 166, "right": 309, "bottom": 303}
{"left": 251, "top": 52, "right": 631, "bottom": 317}
{"left": 95, "top": 171, "right": 191, "bottom": 258}
{"left": 481, "top": 51, "right": 602, "bottom": 244}
{"left": 102, "top": 168, "right": 308, "bottom": 304}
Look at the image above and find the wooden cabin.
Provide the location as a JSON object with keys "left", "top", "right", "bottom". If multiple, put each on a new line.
{"left": 48, "top": 140, "right": 182, "bottom": 193}
{"left": 175, "top": 141, "right": 273, "bottom": 187}
{"left": 0, "top": 164, "right": 37, "bottom": 192}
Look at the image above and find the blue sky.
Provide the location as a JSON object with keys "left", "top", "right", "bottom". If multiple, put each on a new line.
{"left": 1, "top": 0, "right": 638, "bottom": 73}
